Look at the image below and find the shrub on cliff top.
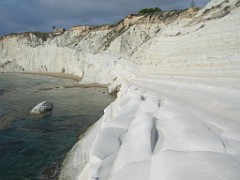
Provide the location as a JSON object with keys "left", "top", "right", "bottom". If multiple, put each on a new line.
{"left": 138, "top": 7, "right": 161, "bottom": 14}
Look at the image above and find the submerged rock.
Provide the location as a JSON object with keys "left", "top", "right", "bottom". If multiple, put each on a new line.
{"left": 0, "top": 89, "right": 5, "bottom": 96}
{"left": 30, "top": 101, "right": 53, "bottom": 115}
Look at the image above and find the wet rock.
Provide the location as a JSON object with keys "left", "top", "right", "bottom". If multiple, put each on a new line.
{"left": 30, "top": 101, "right": 53, "bottom": 115}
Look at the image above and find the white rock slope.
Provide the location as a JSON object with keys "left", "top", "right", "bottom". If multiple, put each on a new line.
{"left": 1, "top": 0, "right": 240, "bottom": 179}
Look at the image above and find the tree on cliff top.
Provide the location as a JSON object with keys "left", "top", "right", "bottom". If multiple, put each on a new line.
{"left": 191, "top": 0, "right": 196, "bottom": 8}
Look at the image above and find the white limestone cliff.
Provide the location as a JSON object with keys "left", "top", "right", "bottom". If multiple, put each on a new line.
{"left": 1, "top": 0, "right": 240, "bottom": 179}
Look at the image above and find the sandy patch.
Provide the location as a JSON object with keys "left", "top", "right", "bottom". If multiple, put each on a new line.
{"left": 21, "top": 72, "right": 82, "bottom": 82}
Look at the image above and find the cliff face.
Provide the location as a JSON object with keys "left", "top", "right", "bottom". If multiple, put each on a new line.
{"left": 1, "top": 0, "right": 239, "bottom": 93}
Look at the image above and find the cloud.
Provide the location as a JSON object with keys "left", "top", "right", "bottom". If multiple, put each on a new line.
{"left": 0, "top": 0, "right": 210, "bottom": 36}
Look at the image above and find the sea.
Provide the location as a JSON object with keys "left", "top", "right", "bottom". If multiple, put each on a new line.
{"left": 0, "top": 73, "right": 115, "bottom": 180}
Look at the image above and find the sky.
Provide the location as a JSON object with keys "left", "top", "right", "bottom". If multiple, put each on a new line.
{"left": 0, "top": 0, "right": 209, "bottom": 36}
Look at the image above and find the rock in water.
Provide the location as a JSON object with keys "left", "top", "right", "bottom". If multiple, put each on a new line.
{"left": 0, "top": 89, "right": 5, "bottom": 96}
{"left": 31, "top": 101, "right": 53, "bottom": 115}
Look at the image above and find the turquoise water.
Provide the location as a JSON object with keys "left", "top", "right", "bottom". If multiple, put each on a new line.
{"left": 0, "top": 73, "right": 115, "bottom": 179}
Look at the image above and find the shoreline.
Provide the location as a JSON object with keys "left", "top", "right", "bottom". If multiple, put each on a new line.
{"left": 21, "top": 72, "right": 108, "bottom": 89}
{"left": 20, "top": 72, "right": 83, "bottom": 82}
{"left": 63, "top": 83, "right": 107, "bottom": 89}
{"left": 20, "top": 72, "right": 109, "bottom": 89}
{"left": 1, "top": 71, "right": 109, "bottom": 89}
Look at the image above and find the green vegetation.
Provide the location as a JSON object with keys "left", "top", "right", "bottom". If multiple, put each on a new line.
{"left": 138, "top": 7, "right": 161, "bottom": 14}
{"left": 34, "top": 32, "right": 51, "bottom": 41}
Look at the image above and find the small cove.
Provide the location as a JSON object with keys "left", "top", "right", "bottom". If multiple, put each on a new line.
{"left": 0, "top": 73, "right": 115, "bottom": 179}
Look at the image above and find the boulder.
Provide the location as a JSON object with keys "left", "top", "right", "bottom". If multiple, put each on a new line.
{"left": 30, "top": 101, "right": 53, "bottom": 115}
